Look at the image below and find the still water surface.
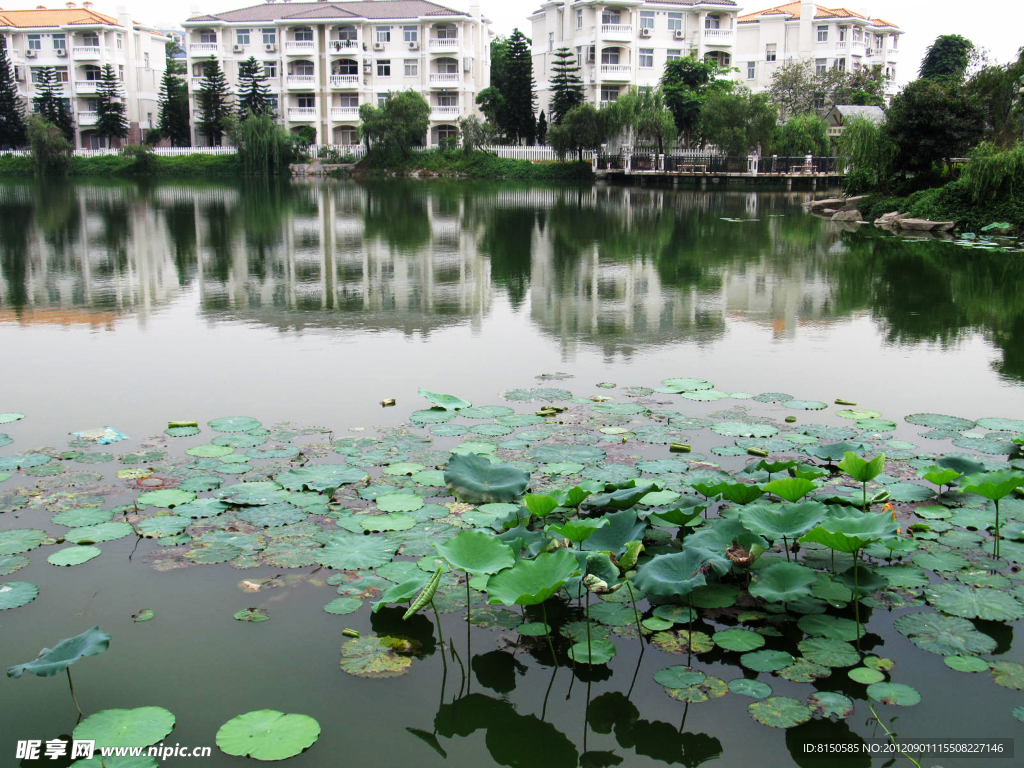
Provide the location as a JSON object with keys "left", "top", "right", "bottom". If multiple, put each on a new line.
{"left": 1, "top": 179, "right": 1022, "bottom": 767}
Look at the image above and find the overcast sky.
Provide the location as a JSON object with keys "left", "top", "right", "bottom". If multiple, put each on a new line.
{"left": 23, "top": 0, "right": 1023, "bottom": 87}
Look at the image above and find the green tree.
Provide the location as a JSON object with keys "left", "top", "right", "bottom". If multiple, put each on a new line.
{"left": 27, "top": 114, "right": 71, "bottom": 176}
{"left": 548, "top": 102, "right": 607, "bottom": 160}
{"left": 503, "top": 29, "right": 537, "bottom": 144}
{"left": 165, "top": 40, "right": 186, "bottom": 74}
{"left": 920, "top": 34, "right": 974, "bottom": 81}
{"left": 156, "top": 65, "right": 190, "bottom": 146}
{"left": 604, "top": 88, "right": 676, "bottom": 153}
{"left": 32, "top": 67, "right": 74, "bottom": 143}
{"left": 548, "top": 47, "right": 584, "bottom": 124}
{"left": 197, "top": 56, "right": 232, "bottom": 146}
{"left": 967, "top": 48, "right": 1024, "bottom": 148}
{"left": 837, "top": 116, "right": 895, "bottom": 193}
{"left": 237, "top": 57, "right": 271, "bottom": 119}
{"left": 458, "top": 114, "right": 498, "bottom": 153}
{"left": 885, "top": 77, "right": 985, "bottom": 175}
{"left": 358, "top": 90, "right": 430, "bottom": 160}
{"left": 95, "top": 64, "right": 128, "bottom": 145}
{"left": 536, "top": 110, "right": 548, "bottom": 144}
{"left": 773, "top": 113, "right": 829, "bottom": 156}
{"left": 0, "top": 39, "right": 27, "bottom": 149}
{"left": 697, "top": 89, "right": 777, "bottom": 155}
{"left": 660, "top": 55, "right": 731, "bottom": 146}
{"left": 769, "top": 60, "right": 885, "bottom": 118}
{"left": 482, "top": 36, "right": 511, "bottom": 137}
{"left": 236, "top": 113, "right": 297, "bottom": 175}
{"left": 475, "top": 86, "right": 506, "bottom": 134}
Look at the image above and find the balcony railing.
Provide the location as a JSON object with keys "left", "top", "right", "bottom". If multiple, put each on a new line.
{"left": 189, "top": 43, "right": 218, "bottom": 54}
{"left": 72, "top": 46, "right": 102, "bottom": 59}
{"left": 191, "top": 77, "right": 203, "bottom": 89}
{"left": 286, "top": 41, "right": 315, "bottom": 54}
{"left": 331, "top": 106, "right": 360, "bottom": 120}
{"left": 601, "top": 24, "right": 632, "bottom": 35}
{"left": 75, "top": 80, "right": 99, "bottom": 93}
{"left": 429, "top": 38, "right": 459, "bottom": 50}
{"left": 77, "top": 111, "right": 99, "bottom": 126}
{"left": 703, "top": 29, "right": 734, "bottom": 44}
{"left": 329, "top": 39, "right": 359, "bottom": 52}
{"left": 330, "top": 74, "right": 360, "bottom": 87}
{"left": 835, "top": 41, "right": 847, "bottom": 50}
{"left": 851, "top": 40, "right": 866, "bottom": 53}
{"left": 886, "top": 47, "right": 899, "bottom": 58}
{"left": 288, "top": 107, "right": 317, "bottom": 120}
{"left": 429, "top": 72, "right": 460, "bottom": 84}
{"left": 431, "top": 105, "right": 461, "bottom": 117}
{"left": 287, "top": 75, "right": 316, "bottom": 87}
{"left": 600, "top": 64, "right": 631, "bottom": 78}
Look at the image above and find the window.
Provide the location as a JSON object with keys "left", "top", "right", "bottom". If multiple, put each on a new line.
{"left": 263, "top": 61, "right": 277, "bottom": 78}
{"left": 237, "top": 29, "right": 250, "bottom": 45}
{"left": 817, "top": 26, "right": 828, "bottom": 43}
{"left": 705, "top": 15, "right": 720, "bottom": 30}
{"left": 266, "top": 94, "right": 278, "bottom": 111}
{"left": 118, "top": 64, "right": 124, "bottom": 80}
{"left": 336, "top": 126, "right": 358, "bottom": 144}
{"left": 668, "top": 13, "right": 683, "bottom": 32}
{"left": 338, "top": 26, "right": 357, "bottom": 42}
{"left": 575, "top": 46, "right": 582, "bottom": 67}
{"left": 144, "top": 53, "right": 150, "bottom": 69}
{"left": 85, "top": 98, "right": 99, "bottom": 112}
{"left": 548, "top": 32, "right": 554, "bottom": 52}
{"left": 601, "top": 48, "right": 619, "bottom": 65}
{"left": 601, "top": 11, "right": 620, "bottom": 25}
{"left": 52, "top": 34, "right": 65, "bottom": 50}
{"left": 262, "top": 28, "right": 276, "bottom": 45}
{"left": 339, "top": 93, "right": 358, "bottom": 107}
{"left": 639, "top": 49, "right": 653, "bottom": 68}
{"left": 199, "top": 29, "right": 216, "bottom": 44}
{"left": 437, "top": 125, "right": 458, "bottom": 142}
{"left": 436, "top": 57, "right": 458, "bottom": 73}
{"left": 377, "top": 59, "right": 391, "bottom": 76}
{"left": 600, "top": 86, "right": 619, "bottom": 102}
{"left": 438, "top": 93, "right": 458, "bottom": 106}
{"left": 765, "top": 44, "right": 776, "bottom": 62}
{"left": 377, "top": 92, "right": 388, "bottom": 107}
{"left": 404, "top": 59, "right": 418, "bottom": 76}
{"left": 853, "top": 27, "right": 862, "bottom": 42}
{"left": 815, "top": 58, "right": 827, "bottom": 75}
{"left": 639, "top": 11, "right": 654, "bottom": 29}
{"left": 889, "top": 34, "right": 898, "bottom": 50}
{"left": 403, "top": 26, "right": 418, "bottom": 43}
{"left": 27, "top": 34, "right": 41, "bottom": 50}
{"left": 747, "top": 61, "right": 755, "bottom": 79}
{"left": 29, "top": 68, "right": 44, "bottom": 84}
{"left": 576, "top": 9, "right": 583, "bottom": 28}
{"left": 838, "top": 26, "right": 847, "bottom": 42}
{"left": 83, "top": 65, "right": 101, "bottom": 81}
{"left": 296, "top": 93, "right": 315, "bottom": 108}
{"left": 667, "top": 49, "right": 681, "bottom": 61}
{"left": 834, "top": 57, "right": 846, "bottom": 72}
{"left": 334, "top": 58, "right": 357, "bottom": 75}
{"left": 116, "top": 34, "right": 123, "bottom": 50}
{"left": 294, "top": 27, "right": 313, "bottom": 42}
{"left": 55, "top": 67, "right": 68, "bottom": 83}
{"left": 83, "top": 33, "right": 99, "bottom": 47}
{"left": 293, "top": 61, "right": 314, "bottom": 76}
{"left": 704, "top": 51, "right": 729, "bottom": 67}
{"left": 435, "top": 24, "right": 456, "bottom": 40}
{"left": 376, "top": 26, "right": 391, "bottom": 43}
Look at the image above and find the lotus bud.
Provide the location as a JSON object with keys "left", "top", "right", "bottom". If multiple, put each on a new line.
{"left": 584, "top": 574, "right": 610, "bottom": 593}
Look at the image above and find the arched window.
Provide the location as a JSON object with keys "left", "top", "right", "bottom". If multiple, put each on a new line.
{"left": 198, "top": 29, "right": 216, "bottom": 44}
{"left": 333, "top": 58, "right": 358, "bottom": 75}
{"left": 290, "top": 60, "right": 314, "bottom": 76}
{"left": 601, "top": 47, "right": 620, "bottom": 65}
{"left": 81, "top": 64, "right": 102, "bottom": 81}
{"left": 334, "top": 125, "right": 358, "bottom": 145}
{"left": 704, "top": 50, "right": 730, "bottom": 67}
{"left": 434, "top": 57, "right": 458, "bottom": 74}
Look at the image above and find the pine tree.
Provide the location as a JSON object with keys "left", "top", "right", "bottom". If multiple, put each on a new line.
{"left": 237, "top": 57, "right": 271, "bottom": 119}
{"left": 504, "top": 29, "right": 537, "bottom": 145}
{"left": 0, "top": 38, "right": 27, "bottom": 149}
{"left": 197, "top": 56, "right": 231, "bottom": 146}
{"left": 32, "top": 66, "right": 75, "bottom": 143}
{"left": 548, "top": 47, "right": 584, "bottom": 124}
{"left": 536, "top": 110, "right": 547, "bottom": 144}
{"left": 157, "top": 66, "right": 190, "bottom": 146}
{"left": 95, "top": 64, "right": 128, "bottom": 145}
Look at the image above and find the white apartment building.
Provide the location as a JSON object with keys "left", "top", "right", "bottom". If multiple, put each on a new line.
{"left": 736, "top": 1, "right": 902, "bottom": 98}
{"left": 0, "top": 3, "right": 168, "bottom": 148}
{"left": 530, "top": 0, "right": 741, "bottom": 112}
{"left": 183, "top": 0, "right": 492, "bottom": 147}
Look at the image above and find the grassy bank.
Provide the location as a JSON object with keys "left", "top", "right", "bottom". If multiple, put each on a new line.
{"left": 856, "top": 182, "right": 1024, "bottom": 234}
{"left": 0, "top": 154, "right": 240, "bottom": 177}
{"left": 353, "top": 148, "right": 594, "bottom": 181}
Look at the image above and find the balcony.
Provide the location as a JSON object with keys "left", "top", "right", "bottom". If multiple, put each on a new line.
{"left": 330, "top": 74, "right": 360, "bottom": 87}
{"left": 703, "top": 29, "right": 734, "bottom": 45}
{"left": 287, "top": 75, "right": 316, "bottom": 88}
{"left": 429, "top": 73, "right": 460, "bottom": 85}
{"left": 599, "top": 64, "right": 632, "bottom": 80}
{"left": 75, "top": 80, "right": 99, "bottom": 94}
{"left": 600, "top": 24, "right": 633, "bottom": 41}
{"left": 189, "top": 43, "right": 218, "bottom": 55}
{"left": 835, "top": 41, "right": 847, "bottom": 50}
{"left": 885, "top": 47, "right": 899, "bottom": 60}
{"left": 331, "top": 106, "right": 360, "bottom": 120}
{"left": 431, "top": 105, "right": 461, "bottom": 119}
{"left": 329, "top": 40, "right": 359, "bottom": 52}
{"left": 72, "top": 46, "right": 102, "bottom": 60}
{"left": 851, "top": 40, "right": 867, "bottom": 54}
{"left": 191, "top": 77, "right": 203, "bottom": 90}
{"left": 286, "top": 41, "right": 315, "bottom": 54}
{"left": 429, "top": 38, "right": 459, "bottom": 51}
{"left": 77, "top": 111, "right": 99, "bottom": 126}
{"left": 288, "top": 107, "right": 317, "bottom": 121}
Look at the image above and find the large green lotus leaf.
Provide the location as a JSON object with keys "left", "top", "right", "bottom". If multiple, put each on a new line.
{"left": 763, "top": 478, "right": 817, "bottom": 502}
{"left": 7, "top": 626, "right": 110, "bottom": 678}
{"left": 275, "top": 465, "right": 369, "bottom": 493}
{"left": 0, "top": 581, "right": 38, "bottom": 609}
{"left": 712, "top": 422, "right": 779, "bottom": 438}
{"left": 530, "top": 445, "right": 606, "bottom": 464}
{"left": 632, "top": 550, "right": 708, "bottom": 598}
{"left": 803, "top": 441, "right": 868, "bottom": 462}
{"left": 548, "top": 518, "right": 608, "bottom": 543}
{"left": 207, "top": 416, "right": 262, "bottom": 433}
{"left": 418, "top": 388, "right": 471, "bottom": 411}
{"left": 659, "top": 378, "right": 713, "bottom": 393}
{"left": 186, "top": 444, "right": 234, "bottom": 458}
{"left": 740, "top": 649, "right": 795, "bottom": 672}
{"left": 798, "top": 614, "right": 860, "bottom": 642}
{"left": 837, "top": 452, "right": 885, "bottom": 483}
{"left": 0, "top": 453, "right": 51, "bottom": 471}
{"left": 74, "top": 707, "right": 176, "bottom": 748}
{"left": 568, "top": 639, "right": 617, "bottom": 665}
{"left": 959, "top": 470, "right": 1024, "bottom": 501}
{"left": 435, "top": 530, "right": 515, "bottom": 575}
{"left": 886, "top": 483, "right": 935, "bottom": 502}
{"left": 316, "top": 536, "right": 397, "bottom": 570}
{"left": 136, "top": 516, "right": 190, "bottom": 538}
{"left": 0, "top": 555, "right": 29, "bottom": 576}
{"left": 728, "top": 678, "right": 773, "bottom": 699}
{"left": 584, "top": 483, "right": 658, "bottom": 512}
{"left": 797, "top": 637, "right": 859, "bottom": 668}
{"left": 176, "top": 499, "right": 230, "bottom": 518}
{"left": 216, "top": 709, "right": 320, "bottom": 760}
{"left": 990, "top": 661, "right": 1024, "bottom": 690}
{"left": 178, "top": 475, "right": 223, "bottom": 493}
{"left": 800, "top": 509, "right": 897, "bottom": 553}
{"left": 866, "top": 682, "right": 920, "bottom": 706}
{"left": 718, "top": 482, "right": 765, "bottom": 505}
{"left": 738, "top": 501, "right": 826, "bottom": 541}
{"left": 444, "top": 452, "right": 530, "bottom": 504}
{"left": 749, "top": 562, "right": 816, "bottom": 603}
{"left": 48, "top": 545, "right": 102, "bottom": 566}
{"left": 976, "top": 417, "right": 1024, "bottom": 432}
{"left": 893, "top": 612, "right": 997, "bottom": 656}
{"left": 712, "top": 628, "right": 765, "bottom": 652}
{"left": 944, "top": 655, "right": 989, "bottom": 673}
{"left": 925, "top": 583, "right": 1024, "bottom": 622}
{"left": 66, "top": 522, "right": 134, "bottom": 545}
{"left": 0, "top": 528, "right": 48, "bottom": 554}
{"left": 51, "top": 507, "right": 114, "bottom": 527}
{"left": 0, "top": 413, "right": 24, "bottom": 423}
{"left": 486, "top": 549, "right": 578, "bottom": 606}
{"left": 236, "top": 504, "right": 308, "bottom": 528}
{"left": 577, "top": 510, "right": 645, "bottom": 556}
{"left": 807, "top": 692, "right": 855, "bottom": 719}
{"left": 376, "top": 494, "right": 424, "bottom": 513}
{"left": 340, "top": 635, "right": 414, "bottom": 678}
{"left": 905, "top": 413, "right": 975, "bottom": 431}
{"left": 460, "top": 405, "right": 515, "bottom": 419}
{"left": 136, "top": 489, "right": 196, "bottom": 509}
{"left": 748, "top": 697, "right": 812, "bottom": 728}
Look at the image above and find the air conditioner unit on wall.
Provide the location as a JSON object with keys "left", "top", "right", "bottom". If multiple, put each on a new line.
{"left": 639, "top": 28, "right": 651, "bottom": 38}
{"left": 265, "top": 43, "right": 277, "bottom": 52}
{"left": 25, "top": 49, "right": 37, "bottom": 58}
{"left": 408, "top": 41, "right": 419, "bottom": 50}
{"left": 233, "top": 44, "right": 244, "bottom": 53}
{"left": 673, "top": 30, "right": 685, "bottom": 40}
{"left": 373, "top": 41, "right": 384, "bottom": 51}
{"left": 56, "top": 48, "right": 68, "bottom": 57}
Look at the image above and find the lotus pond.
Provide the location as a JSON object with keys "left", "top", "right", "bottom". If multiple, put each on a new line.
{"left": 1, "top": 179, "right": 1024, "bottom": 768}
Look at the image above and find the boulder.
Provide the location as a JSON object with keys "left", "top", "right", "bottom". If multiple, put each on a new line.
{"left": 875, "top": 211, "right": 903, "bottom": 225}
{"left": 832, "top": 209, "right": 863, "bottom": 222}
{"left": 809, "top": 197, "right": 846, "bottom": 213}
{"left": 840, "top": 195, "right": 868, "bottom": 211}
{"left": 898, "top": 218, "right": 953, "bottom": 231}
{"left": 932, "top": 221, "right": 956, "bottom": 232}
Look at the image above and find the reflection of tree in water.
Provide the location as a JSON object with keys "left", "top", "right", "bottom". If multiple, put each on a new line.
{"left": 362, "top": 182, "right": 432, "bottom": 252}
{"left": 162, "top": 202, "right": 198, "bottom": 275}
{"left": 0, "top": 195, "right": 32, "bottom": 310}
{"left": 478, "top": 205, "right": 536, "bottom": 309}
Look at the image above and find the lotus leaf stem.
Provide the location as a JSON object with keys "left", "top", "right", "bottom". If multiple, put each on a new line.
{"left": 541, "top": 601, "right": 558, "bottom": 666}
{"left": 66, "top": 668, "right": 82, "bottom": 717}
{"left": 624, "top": 578, "right": 644, "bottom": 655}
{"left": 430, "top": 600, "right": 448, "bottom": 674}
{"left": 867, "top": 701, "right": 923, "bottom": 768}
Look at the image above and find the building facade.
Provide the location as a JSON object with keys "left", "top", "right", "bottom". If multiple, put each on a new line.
{"left": 736, "top": 1, "right": 902, "bottom": 98}
{"left": 530, "top": 0, "right": 741, "bottom": 113}
{"left": 183, "top": 0, "right": 492, "bottom": 147}
{"left": 0, "top": 3, "right": 168, "bottom": 148}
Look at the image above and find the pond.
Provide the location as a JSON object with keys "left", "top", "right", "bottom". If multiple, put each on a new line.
{"left": 1, "top": 178, "right": 1022, "bottom": 767}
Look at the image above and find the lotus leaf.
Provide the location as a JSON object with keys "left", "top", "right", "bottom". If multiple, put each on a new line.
{"left": 653, "top": 666, "right": 706, "bottom": 688}
{"left": 682, "top": 389, "right": 730, "bottom": 402}
{"left": 51, "top": 507, "right": 113, "bottom": 527}
{"left": 0, "top": 453, "right": 51, "bottom": 471}
{"left": 797, "top": 637, "right": 859, "bottom": 667}
{"left": 486, "top": 549, "right": 578, "bottom": 605}
{"left": 275, "top": 465, "right": 368, "bottom": 493}
{"left": 411, "top": 409, "right": 456, "bottom": 424}
{"left": 990, "top": 661, "right": 1024, "bottom": 690}
{"left": 632, "top": 550, "right": 708, "bottom": 598}
{"left": 944, "top": 655, "right": 989, "bottom": 672}
{"left": 803, "top": 441, "right": 867, "bottom": 462}
{"left": 530, "top": 445, "right": 606, "bottom": 464}
{"left": 74, "top": 707, "right": 176, "bottom": 748}
{"left": 712, "top": 628, "right": 765, "bottom": 652}
{"left": 848, "top": 667, "right": 884, "bottom": 684}
{"left": 977, "top": 417, "right": 1024, "bottom": 432}
{"left": 316, "top": 536, "right": 397, "bottom": 570}
{"left": 213, "top": 433, "right": 266, "bottom": 448}
{"left": 460, "top": 405, "right": 515, "bottom": 419}
{"left": 7, "top": 626, "right": 110, "bottom": 677}
{"left": 801, "top": 510, "right": 896, "bottom": 553}
{"left": 778, "top": 658, "right": 831, "bottom": 683}
{"left": 445, "top": 452, "right": 529, "bottom": 504}
{"left": 587, "top": 601, "right": 634, "bottom": 626}
{"left": 216, "top": 709, "right": 320, "bottom": 760}
{"left": 659, "top": 378, "right": 713, "bottom": 393}
{"left": 418, "top": 388, "right": 471, "bottom": 411}
{"left": 136, "top": 489, "right": 195, "bottom": 509}
{"left": 739, "top": 502, "right": 825, "bottom": 542}
{"left": 580, "top": 510, "right": 647, "bottom": 555}
{"left": 0, "top": 555, "right": 28, "bottom": 576}
{"left": 712, "top": 422, "right": 779, "bottom": 438}
{"left": 585, "top": 482, "right": 658, "bottom": 511}
{"left": 548, "top": 518, "right": 608, "bottom": 543}
{"left": 436, "top": 530, "right": 515, "bottom": 575}
{"left": 340, "top": 635, "right": 414, "bottom": 678}
{"left": 568, "top": 639, "right": 617, "bottom": 665}
{"left": 740, "top": 650, "right": 794, "bottom": 672}
{"left": 48, "top": 545, "right": 102, "bottom": 566}
{"left": 749, "top": 562, "right": 816, "bottom": 603}
{"left": 797, "top": 614, "right": 859, "bottom": 642}
{"left": 0, "top": 413, "right": 24, "bottom": 423}
{"left": 324, "top": 597, "right": 362, "bottom": 615}
{"left": 783, "top": 400, "right": 828, "bottom": 411}
{"left": 748, "top": 697, "right": 812, "bottom": 728}
{"left": 912, "top": 550, "right": 968, "bottom": 571}
{"left": 187, "top": 444, "right": 234, "bottom": 458}
{"left": 690, "top": 584, "right": 739, "bottom": 609}
{"left": 233, "top": 608, "right": 270, "bottom": 622}
{"left": 666, "top": 675, "right": 728, "bottom": 703}
{"left": 906, "top": 413, "right": 975, "bottom": 431}
{"left": 66, "top": 522, "right": 134, "bottom": 544}
{"left": 178, "top": 476, "right": 222, "bottom": 493}
{"left": 651, "top": 630, "right": 714, "bottom": 655}
{"left": 717, "top": 483, "right": 765, "bottom": 505}
{"left": 175, "top": 499, "right": 230, "bottom": 518}
{"left": 866, "top": 682, "right": 920, "bottom": 706}
{"left": 642, "top": 617, "right": 673, "bottom": 631}
{"left": 237, "top": 504, "right": 308, "bottom": 528}
{"left": 807, "top": 692, "right": 854, "bottom": 719}
{"left": 925, "top": 583, "right": 1024, "bottom": 621}
{"left": 886, "top": 483, "right": 934, "bottom": 502}
{"left": 208, "top": 416, "right": 262, "bottom": 432}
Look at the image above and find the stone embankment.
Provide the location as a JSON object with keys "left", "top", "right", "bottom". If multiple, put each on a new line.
{"left": 807, "top": 196, "right": 955, "bottom": 232}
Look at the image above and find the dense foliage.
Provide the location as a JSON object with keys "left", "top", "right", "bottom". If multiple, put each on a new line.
{"left": 0, "top": 38, "right": 26, "bottom": 149}
{"left": 604, "top": 88, "right": 676, "bottom": 154}
{"left": 548, "top": 47, "right": 584, "bottom": 124}
{"left": 236, "top": 114, "right": 298, "bottom": 175}
{"left": 548, "top": 103, "right": 609, "bottom": 160}
{"left": 660, "top": 56, "right": 732, "bottom": 146}
{"left": 359, "top": 90, "right": 431, "bottom": 161}
{"left": 773, "top": 114, "right": 829, "bottom": 157}
{"left": 237, "top": 57, "right": 272, "bottom": 119}
{"left": 27, "top": 115, "right": 71, "bottom": 176}
{"left": 95, "top": 64, "right": 128, "bottom": 145}
{"left": 197, "top": 57, "right": 232, "bottom": 147}
{"left": 31, "top": 67, "right": 74, "bottom": 143}
{"left": 156, "top": 64, "right": 190, "bottom": 147}
{"left": 698, "top": 89, "right": 777, "bottom": 155}
{"left": 920, "top": 34, "right": 974, "bottom": 81}
{"left": 769, "top": 60, "right": 886, "bottom": 119}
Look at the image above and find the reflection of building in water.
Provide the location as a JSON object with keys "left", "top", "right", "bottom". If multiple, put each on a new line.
{"left": 0, "top": 183, "right": 181, "bottom": 326}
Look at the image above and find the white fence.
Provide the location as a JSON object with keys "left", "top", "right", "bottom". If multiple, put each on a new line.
{"left": 0, "top": 146, "right": 237, "bottom": 158}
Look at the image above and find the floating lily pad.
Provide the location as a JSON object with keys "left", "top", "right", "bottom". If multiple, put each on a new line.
{"left": 666, "top": 675, "right": 728, "bottom": 703}
{"left": 990, "top": 661, "right": 1024, "bottom": 690}
{"left": 74, "top": 707, "right": 176, "bottom": 748}
{"left": 66, "top": 522, "right": 134, "bottom": 544}
{"left": 376, "top": 494, "right": 425, "bottom": 513}
{"left": 944, "top": 655, "right": 989, "bottom": 672}
{"left": 748, "top": 697, "right": 812, "bottom": 728}
{"left": 418, "top": 389, "right": 471, "bottom": 411}
{"left": 807, "top": 692, "right": 854, "bottom": 719}
{"left": 0, "top": 555, "right": 29, "bottom": 576}
{"left": 728, "top": 678, "right": 772, "bottom": 699}
{"left": 275, "top": 465, "right": 368, "bottom": 493}
{"left": 925, "top": 583, "right": 1024, "bottom": 622}
{"left": 783, "top": 400, "right": 828, "bottom": 411}
{"left": 778, "top": 658, "right": 831, "bottom": 683}
{"left": 51, "top": 507, "right": 113, "bottom": 527}
{"left": 651, "top": 630, "right": 714, "bottom": 655}
{"left": 208, "top": 417, "right": 262, "bottom": 433}
{"left": 568, "top": 639, "right": 617, "bottom": 665}
{"left": 712, "top": 422, "right": 779, "bottom": 439}
{"left": 905, "top": 413, "right": 975, "bottom": 431}
{"left": 848, "top": 666, "right": 885, "bottom": 684}
{"left": 797, "top": 637, "right": 859, "bottom": 668}
{"left": 323, "top": 597, "right": 362, "bottom": 615}
{"left": 866, "top": 682, "right": 920, "bottom": 706}
{"left": 233, "top": 608, "right": 270, "bottom": 622}
{"left": 136, "top": 489, "right": 195, "bottom": 509}
{"left": 48, "top": 545, "right": 102, "bottom": 567}
{"left": 340, "top": 635, "right": 414, "bottom": 678}
{"left": 0, "top": 580, "right": 39, "bottom": 609}
{"left": 712, "top": 628, "right": 765, "bottom": 652}
{"left": 740, "top": 649, "right": 794, "bottom": 673}
{"left": 216, "top": 709, "right": 320, "bottom": 761}
{"left": 316, "top": 536, "right": 397, "bottom": 570}
{"left": 0, "top": 413, "right": 24, "bottom": 424}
